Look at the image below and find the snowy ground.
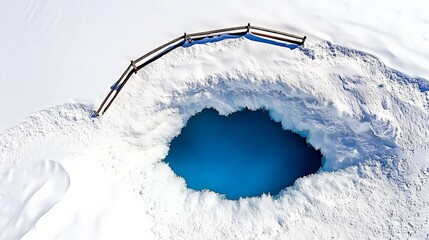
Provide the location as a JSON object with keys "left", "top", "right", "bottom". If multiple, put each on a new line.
{"left": 0, "top": 0, "right": 428, "bottom": 131}
{"left": 0, "top": 0, "right": 429, "bottom": 239}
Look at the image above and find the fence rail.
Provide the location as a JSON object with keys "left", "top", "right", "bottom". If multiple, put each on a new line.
{"left": 94, "top": 23, "right": 306, "bottom": 116}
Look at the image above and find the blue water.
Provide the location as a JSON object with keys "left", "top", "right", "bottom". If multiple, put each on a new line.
{"left": 165, "top": 108, "right": 322, "bottom": 200}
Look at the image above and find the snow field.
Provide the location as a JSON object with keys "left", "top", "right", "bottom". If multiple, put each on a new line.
{"left": 1, "top": 36, "right": 428, "bottom": 239}
{"left": 0, "top": 0, "right": 428, "bottom": 130}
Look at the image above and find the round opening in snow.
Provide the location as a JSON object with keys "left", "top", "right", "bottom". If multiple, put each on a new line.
{"left": 165, "top": 108, "right": 322, "bottom": 200}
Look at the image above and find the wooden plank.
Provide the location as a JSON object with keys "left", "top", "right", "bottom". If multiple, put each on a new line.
{"left": 189, "top": 31, "right": 247, "bottom": 41}
{"left": 136, "top": 40, "right": 185, "bottom": 71}
{"left": 187, "top": 26, "right": 247, "bottom": 38}
{"left": 251, "top": 31, "right": 303, "bottom": 45}
{"left": 102, "top": 70, "right": 135, "bottom": 114}
{"left": 250, "top": 25, "right": 304, "bottom": 40}
{"left": 102, "top": 41, "right": 186, "bottom": 114}
{"left": 134, "top": 35, "right": 184, "bottom": 63}
{"left": 95, "top": 64, "right": 132, "bottom": 115}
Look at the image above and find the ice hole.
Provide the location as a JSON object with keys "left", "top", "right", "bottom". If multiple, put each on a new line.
{"left": 165, "top": 108, "right": 322, "bottom": 200}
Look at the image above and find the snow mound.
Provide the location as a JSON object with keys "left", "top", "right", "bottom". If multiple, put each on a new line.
{"left": 0, "top": 160, "right": 69, "bottom": 240}
{"left": 1, "top": 37, "right": 428, "bottom": 239}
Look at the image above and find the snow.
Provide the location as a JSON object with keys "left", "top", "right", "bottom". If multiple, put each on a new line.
{"left": 0, "top": 0, "right": 429, "bottom": 239}
{"left": 21, "top": 156, "right": 155, "bottom": 240}
{"left": 0, "top": 160, "right": 69, "bottom": 240}
{"left": 0, "top": 0, "right": 428, "bottom": 130}
{"left": 1, "top": 35, "right": 429, "bottom": 238}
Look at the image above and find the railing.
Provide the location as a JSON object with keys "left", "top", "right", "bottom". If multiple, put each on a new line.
{"left": 94, "top": 23, "right": 306, "bottom": 116}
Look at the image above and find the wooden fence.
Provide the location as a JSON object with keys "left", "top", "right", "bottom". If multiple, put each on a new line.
{"left": 94, "top": 23, "right": 306, "bottom": 116}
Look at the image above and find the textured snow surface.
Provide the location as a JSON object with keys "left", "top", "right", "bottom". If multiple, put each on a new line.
{"left": 0, "top": 0, "right": 428, "bottom": 130}
{"left": 1, "top": 37, "right": 428, "bottom": 239}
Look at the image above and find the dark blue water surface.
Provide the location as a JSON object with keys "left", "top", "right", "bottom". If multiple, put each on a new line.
{"left": 165, "top": 108, "right": 322, "bottom": 200}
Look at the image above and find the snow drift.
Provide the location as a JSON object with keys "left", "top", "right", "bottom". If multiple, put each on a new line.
{"left": 0, "top": 36, "right": 428, "bottom": 239}
{"left": 1, "top": 0, "right": 428, "bottom": 131}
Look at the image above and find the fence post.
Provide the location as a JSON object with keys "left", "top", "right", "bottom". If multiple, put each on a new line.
{"left": 131, "top": 60, "right": 138, "bottom": 73}
{"left": 184, "top": 32, "right": 187, "bottom": 41}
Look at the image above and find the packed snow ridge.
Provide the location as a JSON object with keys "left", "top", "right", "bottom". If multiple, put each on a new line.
{"left": 1, "top": 36, "right": 428, "bottom": 239}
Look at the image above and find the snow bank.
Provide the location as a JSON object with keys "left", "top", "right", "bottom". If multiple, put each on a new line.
{"left": 0, "top": 0, "right": 428, "bottom": 130}
{"left": 1, "top": 36, "right": 428, "bottom": 238}
{"left": 0, "top": 160, "right": 69, "bottom": 240}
